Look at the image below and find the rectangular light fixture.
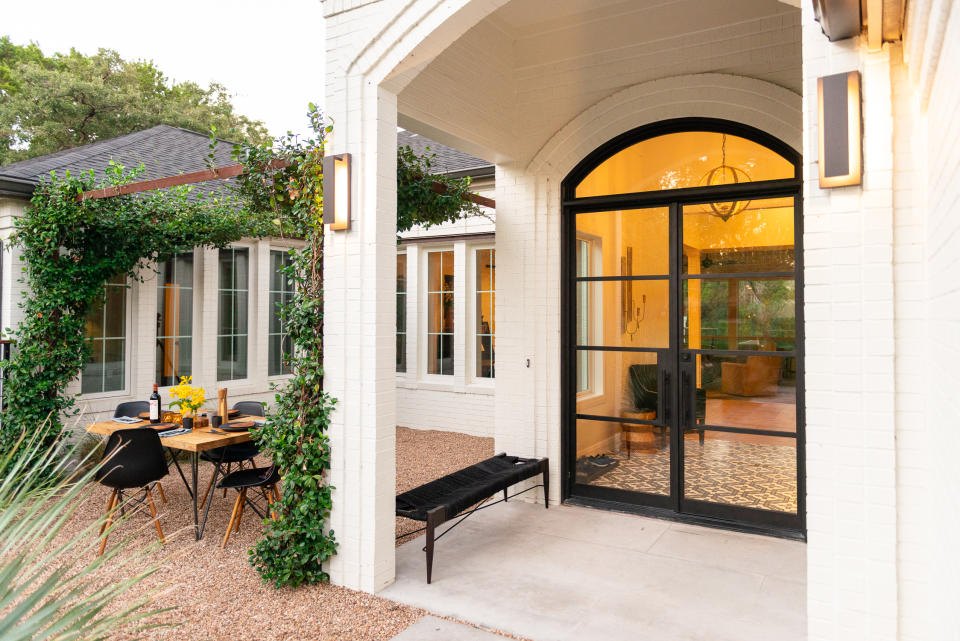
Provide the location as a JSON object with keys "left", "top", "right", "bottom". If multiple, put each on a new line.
{"left": 323, "top": 153, "right": 351, "bottom": 231}
{"left": 817, "top": 71, "right": 862, "bottom": 188}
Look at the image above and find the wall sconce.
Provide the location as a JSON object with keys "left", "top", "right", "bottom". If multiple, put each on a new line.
{"left": 323, "top": 153, "right": 351, "bottom": 231}
{"left": 817, "top": 71, "right": 862, "bottom": 188}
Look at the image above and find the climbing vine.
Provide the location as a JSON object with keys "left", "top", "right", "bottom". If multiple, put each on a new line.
{"left": 0, "top": 166, "right": 271, "bottom": 454}
{"left": 237, "top": 106, "right": 483, "bottom": 587}
{"left": 0, "top": 99, "right": 484, "bottom": 586}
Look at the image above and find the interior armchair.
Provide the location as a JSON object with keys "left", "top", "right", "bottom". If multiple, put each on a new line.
{"left": 721, "top": 354, "right": 782, "bottom": 397}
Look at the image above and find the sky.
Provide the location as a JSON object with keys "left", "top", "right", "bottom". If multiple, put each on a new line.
{"left": 3, "top": 0, "right": 327, "bottom": 139}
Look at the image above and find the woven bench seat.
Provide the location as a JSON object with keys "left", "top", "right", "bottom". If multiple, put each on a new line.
{"left": 396, "top": 452, "right": 549, "bottom": 583}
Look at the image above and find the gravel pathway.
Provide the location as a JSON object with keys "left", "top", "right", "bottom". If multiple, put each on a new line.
{"left": 50, "top": 426, "right": 494, "bottom": 640}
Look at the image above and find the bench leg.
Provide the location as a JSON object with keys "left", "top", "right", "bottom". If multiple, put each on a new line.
{"left": 425, "top": 506, "right": 445, "bottom": 584}
{"left": 540, "top": 458, "right": 550, "bottom": 509}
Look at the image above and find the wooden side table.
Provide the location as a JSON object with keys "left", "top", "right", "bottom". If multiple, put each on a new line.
{"left": 620, "top": 410, "right": 657, "bottom": 458}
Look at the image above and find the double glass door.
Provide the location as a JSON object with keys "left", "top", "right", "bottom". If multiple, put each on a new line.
{"left": 567, "top": 196, "right": 802, "bottom": 532}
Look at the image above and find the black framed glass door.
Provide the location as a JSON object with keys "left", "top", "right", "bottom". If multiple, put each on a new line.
{"left": 561, "top": 119, "right": 804, "bottom": 535}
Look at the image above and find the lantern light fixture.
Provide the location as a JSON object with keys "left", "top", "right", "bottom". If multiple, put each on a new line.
{"left": 323, "top": 153, "right": 351, "bottom": 231}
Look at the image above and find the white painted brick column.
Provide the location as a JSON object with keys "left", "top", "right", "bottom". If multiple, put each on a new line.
{"left": 323, "top": 75, "right": 398, "bottom": 592}
{"left": 802, "top": 5, "right": 899, "bottom": 639}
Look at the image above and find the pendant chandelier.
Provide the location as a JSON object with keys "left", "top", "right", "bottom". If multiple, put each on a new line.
{"left": 699, "top": 134, "right": 751, "bottom": 221}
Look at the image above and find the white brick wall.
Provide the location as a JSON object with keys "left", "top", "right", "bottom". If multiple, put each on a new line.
{"left": 0, "top": 200, "right": 301, "bottom": 427}
{"left": 326, "top": 5, "right": 960, "bottom": 632}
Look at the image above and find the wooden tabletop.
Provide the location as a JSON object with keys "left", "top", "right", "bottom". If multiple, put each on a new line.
{"left": 85, "top": 417, "right": 257, "bottom": 453}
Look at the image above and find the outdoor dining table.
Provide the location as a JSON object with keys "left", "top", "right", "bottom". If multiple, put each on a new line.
{"left": 85, "top": 417, "right": 259, "bottom": 540}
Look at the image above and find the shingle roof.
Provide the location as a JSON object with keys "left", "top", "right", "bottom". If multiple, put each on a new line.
{"left": 398, "top": 130, "right": 493, "bottom": 177}
{"left": 0, "top": 126, "right": 494, "bottom": 198}
{"left": 0, "top": 125, "right": 239, "bottom": 196}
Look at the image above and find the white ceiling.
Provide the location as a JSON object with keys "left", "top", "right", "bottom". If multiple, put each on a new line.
{"left": 397, "top": 0, "right": 802, "bottom": 166}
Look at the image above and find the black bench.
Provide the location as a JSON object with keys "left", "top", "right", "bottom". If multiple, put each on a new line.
{"left": 396, "top": 453, "right": 549, "bottom": 583}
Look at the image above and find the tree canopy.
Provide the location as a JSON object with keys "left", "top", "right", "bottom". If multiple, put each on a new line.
{"left": 0, "top": 36, "right": 270, "bottom": 165}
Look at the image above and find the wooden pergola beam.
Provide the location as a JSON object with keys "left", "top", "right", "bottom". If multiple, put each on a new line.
{"left": 79, "top": 160, "right": 496, "bottom": 208}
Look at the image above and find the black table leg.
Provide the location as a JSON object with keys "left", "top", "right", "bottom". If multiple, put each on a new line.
{"left": 192, "top": 451, "right": 199, "bottom": 540}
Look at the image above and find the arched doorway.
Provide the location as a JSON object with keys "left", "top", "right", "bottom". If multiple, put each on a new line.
{"left": 561, "top": 118, "right": 804, "bottom": 535}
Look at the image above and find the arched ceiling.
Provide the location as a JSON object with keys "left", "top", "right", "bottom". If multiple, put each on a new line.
{"left": 396, "top": 0, "right": 801, "bottom": 167}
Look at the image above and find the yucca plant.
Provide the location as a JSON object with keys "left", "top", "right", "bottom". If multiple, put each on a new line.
{"left": 0, "top": 424, "right": 172, "bottom": 641}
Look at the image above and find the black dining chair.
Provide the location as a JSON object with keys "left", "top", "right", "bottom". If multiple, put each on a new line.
{"left": 219, "top": 465, "right": 280, "bottom": 548}
{"left": 95, "top": 428, "right": 168, "bottom": 556}
{"left": 113, "top": 401, "right": 149, "bottom": 418}
{"left": 198, "top": 401, "right": 265, "bottom": 507}
{"left": 113, "top": 401, "right": 169, "bottom": 504}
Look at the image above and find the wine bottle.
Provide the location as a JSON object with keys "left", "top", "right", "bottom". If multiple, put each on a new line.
{"left": 149, "top": 383, "right": 161, "bottom": 424}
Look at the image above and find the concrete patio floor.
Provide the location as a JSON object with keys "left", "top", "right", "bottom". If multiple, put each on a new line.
{"left": 381, "top": 502, "right": 806, "bottom": 641}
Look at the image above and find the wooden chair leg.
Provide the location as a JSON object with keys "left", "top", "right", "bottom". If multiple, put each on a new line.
{"left": 97, "top": 489, "right": 119, "bottom": 557}
{"left": 222, "top": 463, "right": 231, "bottom": 497}
{"left": 272, "top": 484, "right": 280, "bottom": 503}
{"left": 234, "top": 488, "right": 246, "bottom": 532}
{"left": 266, "top": 485, "right": 277, "bottom": 520}
{"left": 145, "top": 488, "right": 165, "bottom": 545}
{"left": 156, "top": 482, "right": 167, "bottom": 504}
{"left": 221, "top": 490, "right": 244, "bottom": 549}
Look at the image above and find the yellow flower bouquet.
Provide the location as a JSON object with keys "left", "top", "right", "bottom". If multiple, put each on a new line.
{"left": 168, "top": 376, "right": 206, "bottom": 416}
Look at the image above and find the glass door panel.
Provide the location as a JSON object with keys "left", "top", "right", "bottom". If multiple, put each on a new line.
{"left": 573, "top": 205, "right": 674, "bottom": 503}
{"left": 680, "top": 198, "right": 799, "bottom": 519}
{"left": 683, "top": 432, "right": 798, "bottom": 514}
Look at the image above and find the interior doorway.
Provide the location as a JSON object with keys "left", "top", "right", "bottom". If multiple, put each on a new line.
{"left": 561, "top": 118, "right": 804, "bottom": 535}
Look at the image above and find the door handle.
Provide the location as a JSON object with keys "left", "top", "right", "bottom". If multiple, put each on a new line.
{"left": 681, "top": 369, "right": 692, "bottom": 429}
{"left": 658, "top": 369, "right": 671, "bottom": 426}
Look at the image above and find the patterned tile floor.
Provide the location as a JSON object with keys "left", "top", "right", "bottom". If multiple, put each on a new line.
{"left": 588, "top": 438, "right": 797, "bottom": 514}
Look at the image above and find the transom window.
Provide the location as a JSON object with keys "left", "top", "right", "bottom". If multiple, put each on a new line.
{"left": 574, "top": 131, "right": 795, "bottom": 198}
{"left": 426, "top": 250, "right": 454, "bottom": 376}
{"left": 217, "top": 247, "right": 249, "bottom": 381}
{"left": 82, "top": 275, "right": 126, "bottom": 394}
{"left": 156, "top": 253, "right": 193, "bottom": 387}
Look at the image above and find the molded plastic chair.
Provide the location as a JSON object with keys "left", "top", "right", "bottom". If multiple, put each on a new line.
{"left": 218, "top": 465, "right": 280, "bottom": 548}
{"left": 113, "top": 401, "right": 149, "bottom": 418}
{"left": 95, "top": 428, "right": 168, "bottom": 556}
{"left": 198, "top": 401, "right": 266, "bottom": 506}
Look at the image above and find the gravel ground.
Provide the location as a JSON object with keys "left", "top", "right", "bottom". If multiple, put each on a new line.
{"left": 47, "top": 426, "right": 495, "bottom": 641}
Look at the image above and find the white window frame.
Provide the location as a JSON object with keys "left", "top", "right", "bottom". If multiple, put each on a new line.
{"left": 576, "top": 232, "right": 604, "bottom": 400}
{"left": 80, "top": 276, "right": 131, "bottom": 399}
{"left": 156, "top": 251, "right": 197, "bottom": 389}
{"left": 468, "top": 244, "right": 495, "bottom": 385}
{"left": 421, "top": 246, "right": 456, "bottom": 381}
{"left": 396, "top": 250, "right": 408, "bottom": 374}
{"left": 267, "top": 247, "right": 296, "bottom": 378}
{"left": 217, "top": 243, "right": 253, "bottom": 383}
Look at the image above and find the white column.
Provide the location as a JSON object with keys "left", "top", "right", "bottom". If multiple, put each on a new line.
{"left": 324, "top": 77, "right": 398, "bottom": 592}
{"left": 802, "top": 6, "right": 899, "bottom": 638}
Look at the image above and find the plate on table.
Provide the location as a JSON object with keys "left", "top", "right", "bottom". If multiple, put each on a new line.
{"left": 227, "top": 409, "right": 241, "bottom": 418}
{"left": 220, "top": 421, "right": 255, "bottom": 432}
{"left": 147, "top": 422, "right": 177, "bottom": 430}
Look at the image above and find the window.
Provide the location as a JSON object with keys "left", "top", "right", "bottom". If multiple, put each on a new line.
{"left": 217, "top": 247, "right": 249, "bottom": 381}
{"left": 396, "top": 253, "right": 407, "bottom": 373}
{"left": 156, "top": 253, "right": 193, "bottom": 386}
{"left": 269, "top": 250, "right": 294, "bottom": 376}
{"left": 82, "top": 275, "right": 126, "bottom": 394}
{"left": 475, "top": 249, "right": 495, "bottom": 378}
{"left": 575, "top": 240, "right": 590, "bottom": 393}
{"left": 426, "top": 250, "right": 454, "bottom": 375}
